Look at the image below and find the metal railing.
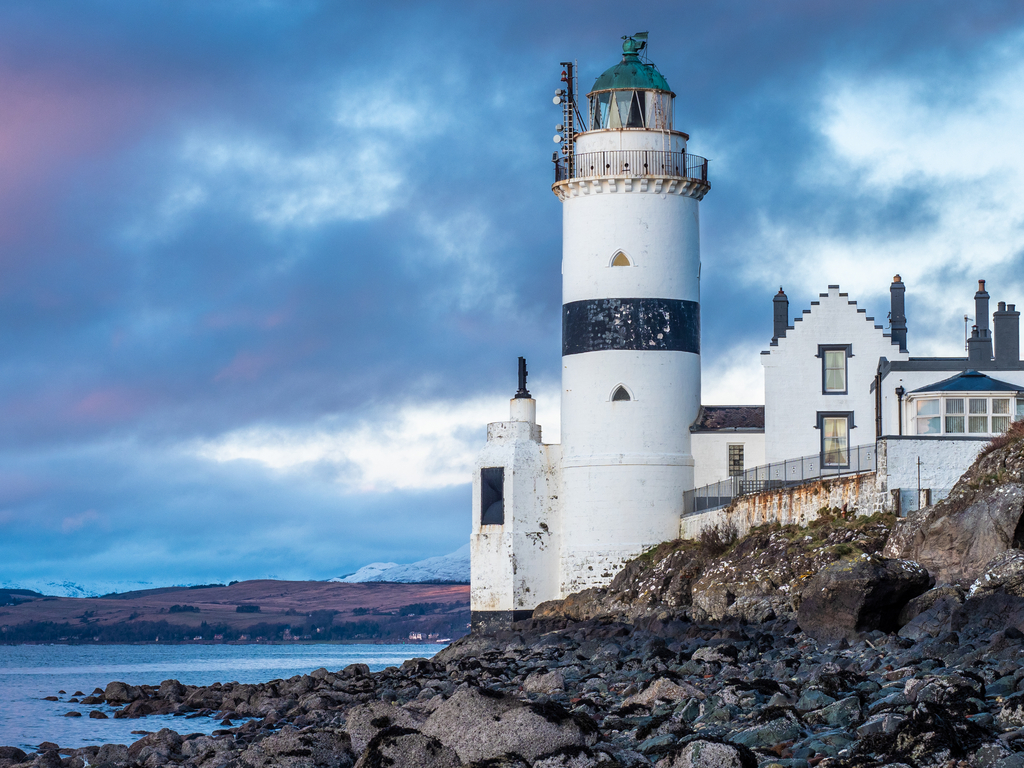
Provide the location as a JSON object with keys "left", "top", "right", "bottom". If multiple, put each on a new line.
{"left": 682, "top": 444, "right": 877, "bottom": 516}
{"left": 554, "top": 150, "right": 709, "bottom": 184}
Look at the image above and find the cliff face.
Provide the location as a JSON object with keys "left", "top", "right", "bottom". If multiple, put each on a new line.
{"left": 533, "top": 422, "right": 1024, "bottom": 645}
{"left": 884, "top": 420, "right": 1024, "bottom": 584}
{"left": 534, "top": 513, "right": 894, "bottom": 626}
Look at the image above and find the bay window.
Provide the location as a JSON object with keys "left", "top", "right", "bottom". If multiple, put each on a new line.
{"left": 909, "top": 393, "right": 1022, "bottom": 435}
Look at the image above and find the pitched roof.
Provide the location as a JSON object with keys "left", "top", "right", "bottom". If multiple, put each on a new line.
{"left": 910, "top": 369, "right": 1024, "bottom": 394}
{"left": 690, "top": 405, "right": 765, "bottom": 432}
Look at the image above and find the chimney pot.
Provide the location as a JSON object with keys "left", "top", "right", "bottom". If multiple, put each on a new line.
{"left": 994, "top": 297, "right": 1021, "bottom": 367}
{"left": 889, "top": 275, "right": 908, "bottom": 352}
{"left": 772, "top": 287, "right": 789, "bottom": 342}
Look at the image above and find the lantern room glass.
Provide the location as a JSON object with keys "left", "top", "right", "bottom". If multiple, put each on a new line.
{"left": 589, "top": 90, "right": 672, "bottom": 131}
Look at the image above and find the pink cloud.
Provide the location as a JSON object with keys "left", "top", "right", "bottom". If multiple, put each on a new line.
{"left": 0, "top": 64, "right": 185, "bottom": 244}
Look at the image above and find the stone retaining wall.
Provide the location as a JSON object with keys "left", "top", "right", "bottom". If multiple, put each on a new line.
{"left": 680, "top": 472, "right": 879, "bottom": 540}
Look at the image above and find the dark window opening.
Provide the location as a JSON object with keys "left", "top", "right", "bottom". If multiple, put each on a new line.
{"left": 480, "top": 467, "right": 504, "bottom": 525}
{"left": 612, "top": 386, "right": 631, "bottom": 402}
{"left": 728, "top": 445, "right": 744, "bottom": 477}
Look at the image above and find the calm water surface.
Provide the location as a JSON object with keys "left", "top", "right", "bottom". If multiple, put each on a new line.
{"left": 0, "top": 644, "right": 439, "bottom": 753}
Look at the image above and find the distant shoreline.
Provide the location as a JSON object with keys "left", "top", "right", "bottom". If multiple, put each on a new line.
{"left": 0, "top": 579, "right": 470, "bottom": 645}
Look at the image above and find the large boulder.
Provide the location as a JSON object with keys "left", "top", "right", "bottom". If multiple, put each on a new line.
{"left": 884, "top": 427, "right": 1024, "bottom": 584}
{"left": 898, "top": 584, "right": 965, "bottom": 625}
{"left": 127, "top": 729, "right": 182, "bottom": 768}
{"left": 797, "top": 555, "right": 930, "bottom": 642}
{"left": 103, "top": 681, "right": 142, "bottom": 704}
{"left": 951, "top": 592, "right": 1024, "bottom": 635}
{"left": 343, "top": 701, "right": 426, "bottom": 755}
{"left": 885, "top": 485, "right": 1024, "bottom": 585}
{"left": 668, "top": 738, "right": 757, "bottom": 768}
{"left": 238, "top": 727, "right": 354, "bottom": 768}
{"left": 421, "top": 686, "right": 595, "bottom": 763}
{"left": 968, "top": 550, "right": 1024, "bottom": 597}
{"left": 353, "top": 728, "right": 459, "bottom": 768}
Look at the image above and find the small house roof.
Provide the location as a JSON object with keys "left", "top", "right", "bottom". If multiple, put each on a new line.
{"left": 690, "top": 405, "right": 765, "bottom": 432}
{"left": 910, "top": 369, "right": 1024, "bottom": 394}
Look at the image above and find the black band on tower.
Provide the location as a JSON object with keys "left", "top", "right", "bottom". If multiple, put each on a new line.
{"left": 562, "top": 298, "right": 700, "bottom": 356}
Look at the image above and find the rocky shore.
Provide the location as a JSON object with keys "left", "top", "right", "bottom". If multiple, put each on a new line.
{"left": 6, "top": 607, "right": 1024, "bottom": 768}
{"left": 3, "top": 425, "right": 1024, "bottom": 768}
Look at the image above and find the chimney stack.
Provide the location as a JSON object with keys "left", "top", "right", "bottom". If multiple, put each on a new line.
{"left": 967, "top": 279, "right": 994, "bottom": 364}
{"left": 889, "top": 275, "right": 907, "bottom": 352}
{"left": 994, "top": 300, "right": 1021, "bottom": 368}
{"left": 772, "top": 287, "right": 789, "bottom": 342}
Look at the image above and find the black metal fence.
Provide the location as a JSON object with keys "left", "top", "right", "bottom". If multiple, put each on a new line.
{"left": 682, "top": 444, "right": 877, "bottom": 516}
{"left": 555, "top": 150, "right": 709, "bottom": 184}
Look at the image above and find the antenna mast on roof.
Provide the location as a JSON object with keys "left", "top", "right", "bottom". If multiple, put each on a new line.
{"left": 556, "top": 60, "right": 587, "bottom": 177}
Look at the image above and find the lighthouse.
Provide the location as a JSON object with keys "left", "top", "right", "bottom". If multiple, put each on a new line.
{"left": 469, "top": 35, "right": 710, "bottom": 630}
{"left": 552, "top": 35, "right": 710, "bottom": 594}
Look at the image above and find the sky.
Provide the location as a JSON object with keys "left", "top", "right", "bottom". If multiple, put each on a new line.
{"left": 2, "top": 0, "right": 1024, "bottom": 593}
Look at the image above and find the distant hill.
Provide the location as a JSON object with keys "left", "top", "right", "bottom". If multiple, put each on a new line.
{"left": 334, "top": 544, "right": 469, "bottom": 584}
{"left": 0, "top": 579, "right": 469, "bottom": 644}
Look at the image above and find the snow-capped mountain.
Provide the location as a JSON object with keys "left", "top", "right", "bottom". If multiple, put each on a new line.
{"left": 0, "top": 579, "right": 158, "bottom": 598}
{"left": 334, "top": 561, "right": 399, "bottom": 583}
{"left": 333, "top": 544, "right": 469, "bottom": 584}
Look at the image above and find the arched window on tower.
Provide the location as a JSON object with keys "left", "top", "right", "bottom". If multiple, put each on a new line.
{"left": 611, "top": 252, "right": 631, "bottom": 267}
{"left": 611, "top": 385, "right": 632, "bottom": 402}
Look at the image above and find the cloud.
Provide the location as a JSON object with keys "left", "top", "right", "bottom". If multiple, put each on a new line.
{"left": 721, "top": 27, "right": 1024, "bottom": 361}
{"left": 192, "top": 388, "right": 562, "bottom": 493}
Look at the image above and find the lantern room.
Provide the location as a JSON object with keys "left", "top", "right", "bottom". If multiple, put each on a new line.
{"left": 587, "top": 36, "right": 674, "bottom": 131}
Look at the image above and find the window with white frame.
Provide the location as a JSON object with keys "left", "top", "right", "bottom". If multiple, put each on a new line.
{"left": 822, "top": 348, "right": 848, "bottom": 394}
{"left": 910, "top": 394, "right": 1022, "bottom": 435}
{"left": 820, "top": 414, "right": 851, "bottom": 466}
{"left": 945, "top": 398, "right": 965, "bottom": 433}
{"left": 915, "top": 399, "right": 940, "bottom": 434}
{"left": 993, "top": 399, "right": 1011, "bottom": 433}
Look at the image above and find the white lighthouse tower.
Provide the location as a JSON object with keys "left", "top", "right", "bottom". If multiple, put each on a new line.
{"left": 469, "top": 35, "right": 710, "bottom": 630}
{"left": 552, "top": 36, "right": 710, "bottom": 594}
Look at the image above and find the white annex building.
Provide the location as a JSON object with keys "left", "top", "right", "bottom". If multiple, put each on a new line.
{"left": 469, "top": 36, "right": 1024, "bottom": 630}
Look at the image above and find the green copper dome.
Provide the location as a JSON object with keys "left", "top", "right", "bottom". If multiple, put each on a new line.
{"left": 589, "top": 37, "right": 672, "bottom": 94}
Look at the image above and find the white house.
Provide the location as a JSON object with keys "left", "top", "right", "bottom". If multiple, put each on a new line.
{"left": 762, "top": 277, "right": 1024, "bottom": 508}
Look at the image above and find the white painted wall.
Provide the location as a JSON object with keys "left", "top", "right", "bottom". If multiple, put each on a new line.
{"left": 691, "top": 432, "right": 766, "bottom": 488}
{"left": 575, "top": 129, "right": 687, "bottom": 154}
{"left": 882, "top": 436, "right": 987, "bottom": 501}
{"left": 762, "top": 286, "right": 909, "bottom": 463}
{"left": 556, "top": 116, "right": 706, "bottom": 597}
{"left": 469, "top": 399, "right": 562, "bottom": 614}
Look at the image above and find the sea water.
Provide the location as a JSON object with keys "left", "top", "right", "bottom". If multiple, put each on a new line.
{"left": 0, "top": 644, "right": 438, "bottom": 753}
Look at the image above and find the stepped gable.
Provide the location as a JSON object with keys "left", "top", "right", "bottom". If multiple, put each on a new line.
{"left": 690, "top": 405, "right": 764, "bottom": 432}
